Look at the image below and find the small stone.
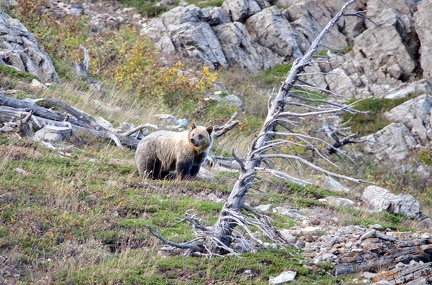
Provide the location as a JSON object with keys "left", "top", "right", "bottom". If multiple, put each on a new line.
{"left": 35, "top": 125, "right": 72, "bottom": 142}
{"left": 279, "top": 229, "right": 296, "bottom": 244}
{"left": 256, "top": 204, "right": 273, "bottom": 212}
{"left": 207, "top": 193, "right": 223, "bottom": 203}
{"left": 301, "top": 226, "right": 323, "bottom": 236}
{"left": 269, "top": 270, "right": 297, "bottom": 284}
{"left": 363, "top": 271, "right": 376, "bottom": 279}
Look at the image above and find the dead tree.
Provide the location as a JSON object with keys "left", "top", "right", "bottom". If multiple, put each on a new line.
{"left": 150, "top": 0, "right": 367, "bottom": 255}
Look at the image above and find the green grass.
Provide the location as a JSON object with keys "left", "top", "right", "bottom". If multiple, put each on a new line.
{"left": 2, "top": 1, "right": 431, "bottom": 283}
{"left": 0, "top": 64, "right": 37, "bottom": 81}
{"left": 342, "top": 94, "right": 420, "bottom": 136}
{"left": 261, "top": 63, "right": 293, "bottom": 85}
{"left": 1, "top": 131, "right": 380, "bottom": 284}
{"left": 59, "top": 247, "right": 352, "bottom": 285}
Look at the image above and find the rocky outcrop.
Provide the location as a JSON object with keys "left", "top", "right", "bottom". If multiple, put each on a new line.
{"left": 414, "top": 0, "right": 432, "bottom": 80}
{"left": 139, "top": 0, "right": 432, "bottom": 104}
{"left": 384, "top": 94, "right": 432, "bottom": 145}
{"left": 0, "top": 9, "right": 59, "bottom": 83}
{"left": 139, "top": 0, "right": 367, "bottom": 73}
{"left": 361, "top": 185, "right": 421, "bottom": 217}
{"left": 361, "top": 122, "right": 417, "bottom": 162}
{"left": 360, "top": 94, "right": 432, "bottom": 164}
{"left": 141, "top": 6, "right": 229, "bottom": 69}
{"left": 258, "top": 199, "right": 431, "bottom": 283}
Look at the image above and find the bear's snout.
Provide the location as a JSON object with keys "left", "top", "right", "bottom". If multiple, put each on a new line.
{"left": 190, "top": 137, "right": 199, "bottom": 146}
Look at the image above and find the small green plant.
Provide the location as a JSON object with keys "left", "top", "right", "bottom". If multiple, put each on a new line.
{"left": 418, "top": 148, "right": 432, "bottom": 166}
{"left": 194, "top": 0, "right": 225, "bottom": 8}
{"left": 117, "top": 0, "right": 168, "bottom": 17}
{"left": 0, "top": 64, "right": 37, "bottom": 81}
{"left": 342, "top": 95, "right": 420, "bottom": 136}
{"left": 261, "top": 63, "right": 293, "bottom": 85}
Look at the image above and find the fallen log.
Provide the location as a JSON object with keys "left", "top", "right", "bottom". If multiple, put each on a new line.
{"left": 0, "top": 93, "right": 238, "bottom": 149}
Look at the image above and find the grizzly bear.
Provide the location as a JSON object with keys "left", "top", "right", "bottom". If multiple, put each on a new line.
{"left": 135, "top": 123, "right": 213, "bottom": 180}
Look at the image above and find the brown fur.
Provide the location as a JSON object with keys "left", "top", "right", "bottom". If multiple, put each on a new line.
{"left": 135, "top": 123, "right": 213, "bottom": 179}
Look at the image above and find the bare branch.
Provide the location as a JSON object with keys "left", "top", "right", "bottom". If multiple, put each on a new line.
{"left": 261, "top": 153, "right": 370, "bottom": 184}
{"left": 213, "top": 112, "right": 239, "bottom": 138}
{"left": 146, "top": 226, "right": 202, "bottom": 251}
{"left": 120, "top": 123, "right": 158, "bottom": 136}
{"left": 255, "top": 167, "right": 311, "bottom": 186}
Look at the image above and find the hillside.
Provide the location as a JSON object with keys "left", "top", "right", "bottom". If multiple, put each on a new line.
{"left": 1, "top": 0, "right": 432, "bottom": 284}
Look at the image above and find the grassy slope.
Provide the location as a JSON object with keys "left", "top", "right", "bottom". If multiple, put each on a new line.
{"left": 0, "top": 131, "right": 355, "bottom": 284}
{"left": 1, "top": 1, "right": 432, "bottom": 284}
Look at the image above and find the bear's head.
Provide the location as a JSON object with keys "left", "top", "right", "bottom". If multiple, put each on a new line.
{"left": 188, "top": 123, "right": 213, "bottom": 152}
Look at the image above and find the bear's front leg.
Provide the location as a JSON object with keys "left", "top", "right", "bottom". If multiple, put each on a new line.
{"left": 190, "top": 152, "right": 207, "bottom": 177}
{"left": 176, "top": 158, "right": 193, "bottom": 180}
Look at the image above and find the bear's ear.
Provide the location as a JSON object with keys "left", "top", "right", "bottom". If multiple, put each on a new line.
{"left": 191, "top": 123, "right": 197, "bottom": 129}
{"left": 206, "top": 126, "right": 213, "bottom": 135}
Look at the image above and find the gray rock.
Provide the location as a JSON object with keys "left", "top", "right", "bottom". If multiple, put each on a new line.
{"left": 278, "top": 229, "right": 296, "bottom": 243}
{"left": 384, "top": 94, "right": 432, "bottom": 145}
{"left": 361, "top": 123, "right": 417, "bottom": 162}
{"left": 255, "top": 204, "right": 273, "bottom": 212}
{"left": 212, "top": 22, "right": 282, "bottom": 72}
{"left": 30, "top": 79, "right": 48, "bottom": 89}
{"left": 205, "top": 91, "right": 244, "bottom": 108}
{"left": 352, "top": 23, "right": 416, "bottom": 84}
{"left": 208, "top": 193, "right": 224, "bottom": 203}
{"left": 201, "top": 7, "right": 231, "bottom": 26}
{"left": 246, "top": 6, "right": 303, "bottom": 59}
{"left": 269, "top": 270, "right": 296, "bottom": 284}
{"left": 0, "top": 10, "right": 59, "bottom": 83}
{"left": 221, "top": 0, "right": 261, "bottom": 22}
{"left": 301, "top": 226, "right": 323, "bottom": 236}
{"left": 273, "top": 206, "right": 308, "bottom": 221}
{"left": 324, "top": 197, "right": 355, "bottom": 208}
{"left": 361, "top": 185, "right": 421, "bottom": 217}
{"left": 384, "top": 80, "right": 432, "bottom": 100}
{"left": 283, "top": 0, "right": 350, "bottom": 52}
{"left": 415, "top": 0, "right": 432, "bottom": 81}
{"left": 322, "top": 175, "right": 350, "bottom": 193}
{"left": 141, "top": 5, "right": 229, "bottom": 70}
{"left": 35, "top": 125, "right": 72, "bottom": 142}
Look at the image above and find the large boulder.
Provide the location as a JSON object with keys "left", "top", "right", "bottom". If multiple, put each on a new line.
{"left": 384, "top": 94, "right": 432, "bottom": 145}
{"left": 221, "top": 0, "right": 262, "bottom": 22}
{"left": 361, "top": 122, "right": 417, "bottom": 161}
{"left": 414, "top": 0, "right": 432, "bottom": 80}
{"left": 0, "top": 9, "right": 59, "bottom": 83}
{"left": 246, "top": 6, "right": 303, "bottom": 59}
{"left": 141, "top": 5, "right": 228, "bottom": 69}
{"left": 212, "top": 22, "right": 282, "bottom": 71}
{"left": 361, "top": 185, "right": 421, "bottom": 218}
{"left": 282, "top": 0, "right": 354, "bottom": 52}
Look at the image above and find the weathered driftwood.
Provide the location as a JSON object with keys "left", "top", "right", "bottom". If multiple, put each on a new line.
{"left": 213, "top": 112, "right": 239, "bottom": 138}
{"left": 370, "top": 262, "right": 431, "bottom": 284}
{"left": 0, "top": 93, "right": 239, "bottom": 149}
{"left": 0, "top": 94, "right": 139, "bottom": 147}
{"left": 333, "top": 231, "right": 432, "bottom": 284}
{"left": 208, "top": 0, "right": 364, "bottom": 254}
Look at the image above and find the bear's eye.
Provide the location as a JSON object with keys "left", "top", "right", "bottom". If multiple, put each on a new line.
{"left": 198, "top": 134, "right": 203, "bottom": 139}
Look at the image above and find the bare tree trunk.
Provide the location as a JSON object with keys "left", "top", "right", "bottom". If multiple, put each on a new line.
{"left": 211, "top": 0, "right": 358, "bottom": 251}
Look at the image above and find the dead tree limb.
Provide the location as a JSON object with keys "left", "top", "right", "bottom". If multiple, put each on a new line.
{"left": 152, "top": 0, "right": 364, "bottom": 256}
{"left": 0, "top": 94, "right": 238, "bottom": 149}
{"left": 208, "top": 0, "right": 361, "bottom": 254}
{"left": 213, "top": 112, "right": 239, "bottom": 138}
